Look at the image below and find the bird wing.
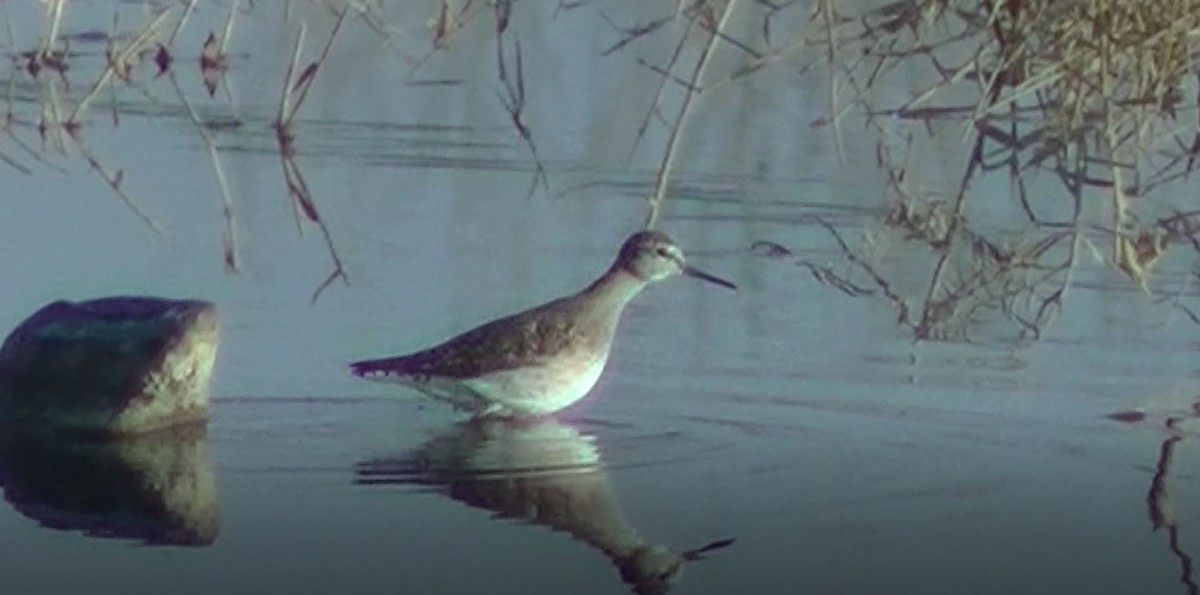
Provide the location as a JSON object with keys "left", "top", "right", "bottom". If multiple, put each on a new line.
{"left": 351, "top": 299, "right": 585, "bottom": 380}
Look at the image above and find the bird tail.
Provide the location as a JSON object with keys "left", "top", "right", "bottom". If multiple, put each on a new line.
{"left": 349, "top": 357, "right": 403, "bottom": 379}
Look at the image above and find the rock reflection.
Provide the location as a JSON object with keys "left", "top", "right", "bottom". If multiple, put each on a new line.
{"left": 1146, "top": 418, "right": 1199, "bottom": 595}
{"left": 0, "top": 423, "right": 219, "bottom": 546}
{"left": 355, "top": 417, "right": 733, "bottom": 595}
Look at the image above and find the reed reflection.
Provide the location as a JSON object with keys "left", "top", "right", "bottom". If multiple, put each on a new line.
{"left": 0, "top": 423, "right": 219, "bottom": 546}
{"left": 355, "top": 417, "right": 733, "bottom": 595}
{"left": 1146, "top": 417, "right": 1198, "bottom": 595}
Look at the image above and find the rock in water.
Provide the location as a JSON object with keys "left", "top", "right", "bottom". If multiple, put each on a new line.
{"left": 0, "top": 297, "right": 218, "bottom": 436}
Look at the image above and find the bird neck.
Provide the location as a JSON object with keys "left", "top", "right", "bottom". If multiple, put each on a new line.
{"left": 581, "top": 265, "right": 650, "bottom": 311}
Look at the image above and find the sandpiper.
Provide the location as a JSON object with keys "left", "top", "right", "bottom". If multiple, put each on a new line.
{"left": 349, "top": 230, "right": 736, "bottom": 417}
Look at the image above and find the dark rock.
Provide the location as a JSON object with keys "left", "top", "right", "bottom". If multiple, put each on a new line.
{"left": 0, "top": 296, "right": 218, "bottom": 435}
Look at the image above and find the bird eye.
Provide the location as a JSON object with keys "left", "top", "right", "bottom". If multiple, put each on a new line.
{"left": 656, "top": 247, "right": 671, "bottom": 258}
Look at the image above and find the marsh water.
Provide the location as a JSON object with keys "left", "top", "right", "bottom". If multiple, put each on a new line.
{"left": 2, "top": 2, "right": 1200, "bottom": 594}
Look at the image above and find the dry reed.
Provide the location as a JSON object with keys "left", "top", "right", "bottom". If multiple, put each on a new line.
{"left": 788, "top": 0, "right": 1200, "bottom": 340}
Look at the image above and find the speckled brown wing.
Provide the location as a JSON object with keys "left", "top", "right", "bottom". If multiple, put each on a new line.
{"left": 349, "top": 298, "right": 590, "bottom": 380}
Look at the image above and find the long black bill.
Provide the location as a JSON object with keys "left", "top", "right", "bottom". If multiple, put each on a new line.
{"left": 681, "top": 537, "right": 737, "bottom": 562}
{"left": 683, "top": 265, "right": 737, "bottom": 290}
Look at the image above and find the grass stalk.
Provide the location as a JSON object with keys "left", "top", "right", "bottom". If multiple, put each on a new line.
{"left": 645, "top": 0, "right": 740, "bottom": 230}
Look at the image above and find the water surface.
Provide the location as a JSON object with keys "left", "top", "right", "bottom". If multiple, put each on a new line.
{"left": 1, "top": 2, "right": 1198, "bottom": 594}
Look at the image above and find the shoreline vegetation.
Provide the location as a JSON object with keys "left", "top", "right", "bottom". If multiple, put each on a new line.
{"left": 803, "top": 0, "right": 1200, "bottom": 342}
{"left": 4, "top": 0, "right": 1200, "bottom": 340}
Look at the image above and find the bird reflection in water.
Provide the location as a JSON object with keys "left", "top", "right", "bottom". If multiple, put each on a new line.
{"left": 355, "top": 417, "right": 734, "bottom": 595}
{"left": 0, "top": 423, "right": 219, "bottom": 546}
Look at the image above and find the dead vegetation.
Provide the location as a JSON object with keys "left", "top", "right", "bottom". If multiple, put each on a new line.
{"left": 778, "top": 0, "right": 1200, "bottom": 341}
{"left": 4, "top": 1, "right": 200, "bottom": 245}
{"left": 4, "top": 0, "right": 170, "bottom": 235}
{"left": 0, "top": 0, "right": 556, "bottom": 302}
{"left": 9, "top": 0, "right": 1200, "bottom": 324}
{"left": 271, "top": 5, "right": 351, "bottom": 303}
{"left": 604, "top": 0, "right": 1200, "bottom": 341}
{"left": 2, "top": 0, "right": 353, "bottom": 301}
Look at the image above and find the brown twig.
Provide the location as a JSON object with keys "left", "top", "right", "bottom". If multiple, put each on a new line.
{"left": 495, "top": 29, "right": 549, "bottom": 198}
{"left": 75, "top": 141, "right": 163, "bottom": 235}
{"left": 271, "top": 7, "right": 352, "bottom": 303}
{"left": 67, "top": 8, "right": 170, "bottom": 127}
{"left": 168, "top": 71, "right": 240, "bottom": 271}
{"left": 645, "top": 0, "right": 740, "bottom": 230}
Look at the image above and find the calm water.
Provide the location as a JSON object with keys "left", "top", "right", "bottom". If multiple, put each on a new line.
{"left": 2, "top": 2, "right": 1199, "bottom": 594}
